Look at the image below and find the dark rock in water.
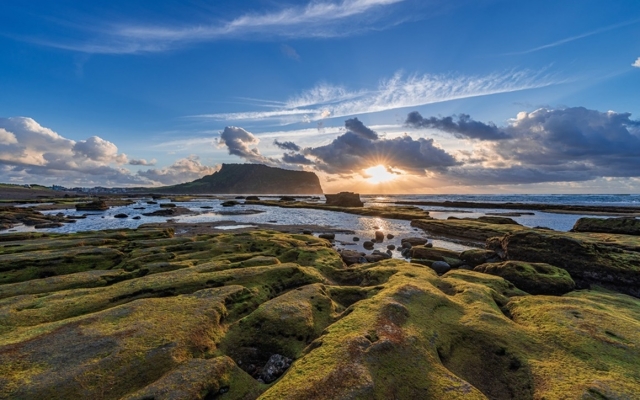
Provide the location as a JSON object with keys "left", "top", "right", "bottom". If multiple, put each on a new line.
{"left": 142, "top": 207, "right": 192, "bottom": 217}
{"left": 159, "top": 203, "right": 176, "bottom": 208}
{"left": 114, "top": 214, "right": 128, "bottom": 219}
{"left": 374, "top": 231, "right": 385, "bottom": 242}
{"left": 353, "top": 237, "right": 360, "bottom": 241}
{"left": 474, "top": 261, "right": 575, "bottom": 296}
{"left": 221, "top": 201, "right": 239, "bottom": 207}
{"left": 302, "top": 230, "right": 312, "bottom": 235}
{"left": 387, "top": 244, "right": 396, "bottom": 250}
{"left": 246, "top": 196, "right": 260, "bottom": 201}
{"left": 133, "top": 207, "right": 145, "bottom": 210}
{"left": 572, "top": 217, "right": 640, "bottom": 236}
{"left": 386, "top": 249, "right": 393, "bottom": 257}
{"left": 340, "top": 250, "right": 367, "bottom": 265}
{"left": 460, "top": 249, "right": 500, "bottom": 267}
{"left": 235, "top": 196, "right": 246, "bottom": 199}
{"left": 402, "top": 242, "right": 412, "bottom": 249}
{"left": 200, "top": 206, "right": 213, "bottom": 209}
{"left": 147, "top": 201, "right": 158, "bottom": 205}
{"left": 325, "top": 192, "right": 364, "bottom": 207}
{"left": 34, "top": 222, "right": 64, "bottom": 229}
{"left": 429, "top": 261, "right": 451, "bottom": 274}
{"left": 425, "top": 242, "right": 433, "bottom": 248}
{"left": 76, "top": 200, "right": 108, "bottom": 211}
{"left": 363, "top": 241, "right": 375, "bottom": 250}
{"left": 268, "top": 220, "right": 277, "bottom": 223}
{"left": 401, "top": 248, "right": 411, "bottom": 258}
{"left": 280, "top": 196, "right": 296, "bottom": 202}
{"left": 319, "top": 233, "right": 335, "bottom": 240}
{"left": 477, "top": 216, "right": 521, "bottom": 225}
{"left": 401, "top": 237, "right": 428, "bottom": 246}
{"left": 155, "top": 163, "right": 323, "bottom": 194}
{"left": 258, "top": 354, "right": 292, "bottom": 384}
{"left": 387, "top": 233, "right": 395, "bottom": 239}
{"left": 66, "top": 215, "right": 87, "bottom": 220}
{"left": 132, "top": 216, "right": 141, "bottom": 220}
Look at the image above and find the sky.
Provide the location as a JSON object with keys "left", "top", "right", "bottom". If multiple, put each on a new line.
{"left": 1, "top": 0, "right": 640, "bottom": 194}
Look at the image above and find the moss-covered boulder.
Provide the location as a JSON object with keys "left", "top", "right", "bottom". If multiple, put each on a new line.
{"left": 572, "top": 216, "right": 640, "bottom": 235}
{"left": 409, "top": 246, "right": 463, "bottom": 267}
{"left": 474, "top": 261, "right": 576, "bottom": 295}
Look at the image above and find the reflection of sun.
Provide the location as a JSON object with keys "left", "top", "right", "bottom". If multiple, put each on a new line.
{"left": 364, "top": 165, "right": 397, "bottom": 184}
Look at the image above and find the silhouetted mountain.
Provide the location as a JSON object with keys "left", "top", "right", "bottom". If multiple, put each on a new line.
{"left": 158, "top": 163, "right": 323, "bottom": 194}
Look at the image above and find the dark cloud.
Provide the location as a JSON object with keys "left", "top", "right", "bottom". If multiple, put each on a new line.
{"left": 282, "top": 153, "right": 314, "bottom": 165}
{"left": 406, "top": 111, "right": 510, "bottom": 140}
{"left": 305, "top": 131, "right": 458, "bottom": 174}
{"left": 445, "top": 107, "right": 640, "bottom": 185}
{"left": 273, "top": 140, "right": 301, "bottom": 152}
{"left": 345, "top": 117, "right": 379, "bottom": 140}
{"left": 129, "top": 158, "right": 157, "bottom": 166}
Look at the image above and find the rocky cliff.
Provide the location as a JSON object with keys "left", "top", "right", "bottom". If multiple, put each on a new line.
{"left": 160, "top": 164, "right": 323, "bottom": 194}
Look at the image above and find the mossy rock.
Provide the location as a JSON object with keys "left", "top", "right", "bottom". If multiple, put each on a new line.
{"left": 571, "top": 216, "right": 640, "bottom": 235}
{"left": 409, "top": 246, "right": 463, "bottom": 267}
{"left": 474, "top": 261, "right": 576, "bottom": 296}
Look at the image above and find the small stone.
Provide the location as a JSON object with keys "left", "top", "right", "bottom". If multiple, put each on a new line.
{"left": 374, "top": 231, "right": 385, "bottom": 242}
{"left": 132, "top": 216, "right": 141, "bottom": 220}
{"left": 387, "top": 233, "right": 394, "bottom": 239}
{"left": 387, "top": 244, "right": 396, "bottom": 250}
{"left": 353, "top": 236, "right": 360, "bottom": 241}
{"left": 319, "top": 233, "right": 335, "bottom": 240}
{"left": 363, "top": 241, "right": 375, "bottom": 250}
{"left": 430, "top": 261, "right": 451, "bottom": 274}
{"left": 402, "top": 242, "right": 412, "bottom": 249}
{"left": 114, "top": 213, "right": 128, "bottom": 218}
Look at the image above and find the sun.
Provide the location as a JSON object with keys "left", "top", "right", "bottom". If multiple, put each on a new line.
{"left": 364, "top": 165, "right": 397, "bottom": 184}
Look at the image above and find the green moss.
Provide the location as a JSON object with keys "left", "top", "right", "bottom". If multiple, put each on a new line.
{"left": 474, "top": 261, "right": 576, "bottom": 296}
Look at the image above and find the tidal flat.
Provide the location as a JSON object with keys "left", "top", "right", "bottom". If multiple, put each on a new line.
{"left": 0, "top": 195, "right": 639, "bottom": 399}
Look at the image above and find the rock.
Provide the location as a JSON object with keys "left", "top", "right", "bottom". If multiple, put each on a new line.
{"left": 386, "top": 250, "right": 393, "bottom": 257}
{"left": 319, "top": 233, "right": 335, "bottom": 240}
{"left": 401, "top": 237, "right": 428, "bottom": 246}
{"left": 146, "top": 201, "right": 158, "bottom": 205}
{"left": 430, "top": 261, "right": 451, "bottom": 274}
{"left": 302, "top": 230, "right": 312, "bottom": 235}
{"left": 246, "top": 196, "right": 260, "bottom": 201}
{"left": 133, "top": 207, "right": 145, "bottom": 210}
{"left": 324, "top": 192, "right": 364, "bottom": 207}
{"left": 221, "top": 201, "right": 239, "bottom": 207}
{"left": 75, "top": 200, "right": 109, "bottom": 211}
{"left": 257, "top": 354, "right": 292, "bottom": 384}
{"left": 34, "top": 222, "right": 64, "bottom": 229}
{"left": 477, "top": 216, "right": 521, "bottom": 225}
{"left": 492, "top": 230, "right": 640, "bottom": 296}
{"left": 387, "top": 233, "right": 394, "bottom": 239}
{"left": 340, "top": 250, "right": 367, "bottom": 265}
{"left": 409, "top": 246, "right": 463, "bottom": 267}
{"left": 200, "top": 206, "right": 213, "bottom": 209}
{"left": 572, "top": 217, "right": 640, "bottom": 236}
{"left": 114, "top": 213, "right": 128, "bottom": 219}
{"left": 159, "top": 203, "right": 176, "bottom": 208}
{"left": 387, "top": 244, "right": 396, "bottom": 250}
{"left": 365, "top": 252, "right": 390, "bottom": 262}
{"left": 353, "top": 237, "right": 360, "bottom": 241}
{"left": 401, "top": 248, "right": 411, "bottom": 258}
{"left": 132, "top": 216, "right": 141, "bottom": 220}
{"left": 235, "top": 196, "right": 246, "bottom": 199}
{"left": 280, "top": 196, "right": 296, "bottom": 202}
{"left": 474, "top": 261, "right": 576, "bottom": 296}
{"left": 401, "top": 242, "right": 412, "bottom": 249}
{"left": 411, "top": 219, "right": 526, "bottom": 243}
{"left": 374, "top": 231, "right": 385, "bottom": 242}
{"left": 141, "top": 207, "right": 193, "bottom": 217}
{"left": 460, "top": 249, "right": 500, "bottom": 267}
{"left": 363, "top": 241, "right": 375, "bottom": 250}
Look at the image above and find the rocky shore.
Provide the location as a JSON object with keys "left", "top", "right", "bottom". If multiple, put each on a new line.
{"left": 1, "top": 210, "right": 639, "bottom": 399}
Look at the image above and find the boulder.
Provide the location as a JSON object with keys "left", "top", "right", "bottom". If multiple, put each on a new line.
{"left": 387, "top": 244, "right": 396, "bottom": 251}
{"left": 401, "top": 237, "right": 428, "bottom": 246}
{"left": 221, "top": 201, "right": 239, "bottom": 207}
{"left": 76, "top": 200, "right": 109, "bottom": 211}
{"left": 474, "top": 261, "right": 575, "bottom": 296}
{"left": 352, "top": 237, "right": 360, "bottom": 242}
{"left": 572, "top": 217, "right": 640, "bottom": 236}
{"left": 324, "top": 192, "right": 364, "bottom": 207}
{"left": 460, "top": 249, "right": 500, "bottom": 267}
{"left": 374, "top": 231, "right": 385, "bottom": 242}
{"left": 430, "top": 261, "right": 452, "bottom": 274}
{"left": 409, "top": 246, "right": 463, "bottom": 267}
{"left": 318, "top": 233, "right": 335, "bottom": 240}
{"left": 363, "top": 241, "right": 375, "bottom": 250}
{"left": 387, "top": 233, "right": 395, "bottom": 239}
{"left": 114, "top": 213, "right": 128, "bottom": 219}
{"left": 340, "top": 250, "right": 367, "bottom": 265}
{"left": 365, "top": 252, "right": 391, "bottom": 262}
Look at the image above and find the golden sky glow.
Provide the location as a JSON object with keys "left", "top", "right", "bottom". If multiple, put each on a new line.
{"left": 363, "top": 165, "right": 398, "bottom": 184}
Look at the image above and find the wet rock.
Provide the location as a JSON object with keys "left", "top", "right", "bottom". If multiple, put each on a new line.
{"left": 460, "top": 249, "right": 500, "bottom": 267}
{"left": 34, "top": 222, "right": 64, "bottom": 229}
{"left": 76, "top": 200, "right": 109, "bottom": 211}
{"left": 114, "top": 214, "right": 128, "bottom": 219}
{"left": 365, "top": 252, "right": 391, "bottom": 262}
{"left": 401, "top": 237, "right": 428, "bottom": 246}
{"left": 221, "top": 201, "right": 239, "bottom": 207}
{"left": 200, "top": 206, "right": 213, "bottom": 209}
{"left": 324, "top": 192, "right": 364, "bottom": 207}
{"left": 246, "top": 196, "right": 260, "bottom": 201}
{"left": 374, "top": 231, "right": 385, "bottom": 242}
{"left": 386, "top": 250, "right": 393, "bottom": 257}
{"left": 401, "top": 242, "right": 412, "bottom": 249}
{"left": 132, "top": 216, "right": 141, "bottom": 220}
{"left": 387, "top": 244, "right": 396, "bottom": 250}
{"left": 387, "top": 233, "right": 394, "bottom": 239}
{"left": 319, "top": 233, "right": 335, "bottom": 240}
{"left": 235, "top": 196, "right": 246, "bottom": 199}
{"left": 133, "top": 207, "right": 146, "bottom": 210}
{"left": 257, "top": 354, "right": 292, "bottom": 384}
{"left": 159, "top": 203, "right": 177, "bottom": 208}
{"left": 146, "top": 201, "right": 158, "bottom": 205}
{"left": 353, "top": 237, "right": 360, "bottom": 241}
{"left": 340, "top": 250, "right": 367, "bottom": 265}
{"left": 363, "top": 241, "right": 375, "bottom": 250}
{"left": 280, "top": 196, "right": 296, "bottom": 202}
{"left": 430, "top": 261, "right": 451, "bottom": 274}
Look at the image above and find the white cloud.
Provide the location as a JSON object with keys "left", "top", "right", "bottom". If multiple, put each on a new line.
{"left": 32, "top": 0, "right": 407, "bottom": 54}
{"left": 197, "top": 69, "right": 558, "bottom": 125}
{"left": 137, "top": 156, "right": 219, "bottom": 185}
{"left": 129, "top": 158, "right": 157, "bottom": 166}
{"left": 633, "top": 57, "right": 640, "bottom": 68}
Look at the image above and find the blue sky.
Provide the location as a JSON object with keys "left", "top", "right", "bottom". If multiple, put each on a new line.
{"left": 1, "top": 0, "right": 640, "bottom": 193}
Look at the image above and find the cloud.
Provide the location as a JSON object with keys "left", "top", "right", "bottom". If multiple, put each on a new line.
{"left": 198, "top": 69, "right": 558, "bottom": 125}
{"left": 273, "top": 140, "right": 301, "bottom": 152}
{"left": 219, "top": 126, "right": 276, "bottom": 165}
{"left": 137, "top": 156, "right": 219, "bottom": 185}
{"left": 446, "top": 107, "right": 640, "bottom": 185}
{"left": 633, "top": 57, "right": 640, "bottom": 68}
{"left": 31, "top": 0, "right": 406, "bottom": 54}
{"left": 129, "top": 158, "right": 157, "bottom": 166}
{"left": 282, "top": 153, "right": 314, "bottom": 165}
{"left": 345, "top": 117, "right": 378, "bottom": 139}
{"left": 281, "top": 44, "right": 300, "bottom": 61}
{"left": 0, "top": 128, "right": 18, "bottom": 144}
{"left": 405, "top": 111, "right": 510, "bottom": 140}
{"left": 73, "top": 136, "right": 128, "bottom": 163}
